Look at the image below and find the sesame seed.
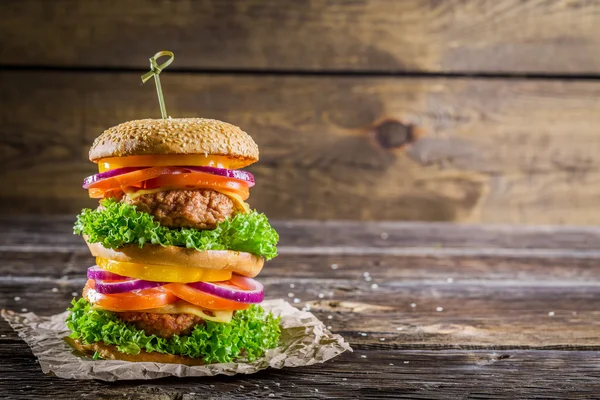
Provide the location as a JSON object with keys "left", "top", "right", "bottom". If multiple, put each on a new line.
{"left": 389, "top": 363, "right": 394, "bottom": 366}
{"left": 288, "top": 293, "right": 294, "bottom": 298}
{"left": 240, "top": 385, "right": 244, "bottom": 388}
{"left": 396, "top": 327, "right": 404, "bottom": 331}
{"left": 275, "top": 383, "right": 280, "bottom": 386}
{"left": 410, "top": 303, "right": 417, "bottom": 308}
{"left": 318, "top": 293, "right": 325, "bottom": 299}
{"left": 380, "top": 338, "right": 386, "bottom": 341}
{"left": 363, "top": 272, "right": 370, "bottom": 277}
{"left": 327, "top": 325, "right": 332, "bottom": 329}
{"left": 327, "top": 315, "right": 333, "bottom": 319}
{"left": 289, "top": 283, "right": 295, "bottom": 288}
{"left": 71, "top": 292, "right": 79, "bottom": 297}
{"left": 404, "top": 361, "right": 410, "bottom": 364}
{"left": 293, "top": 298, "right": 301, "bottom": 304}
{"left": 21, "top": 308, "right": 28, "bottom": 312}
{"left": 371, "top": 284, "right": 378, "bottom": 289}
{"left": 572, "top": 311, "right": 578, "bottom": 316}
{"left": 548, "top": 311, "right": 555, "bottom": 316}
{"left": 365, "top": 276, "right": 372, "bottom": 282}
{"left": 342, "top": 378, "right": 347, "bottom": 381}
{"left": 328, "top": 292, "right": 334, "bottom": 297}
{"left": 446, "top": 277, "right": 454, "bottom": 283}
{"left": 360, "top": 355, "right": 367, "bottom": 358}
{"left": 51, "top": 288, "right": 58, "bottom": 293}
{"left": 436, "top": 307, "right": 444, "bottom": 312}
{"left": 14, "top": 297, "right": 21, "bottom": 301}
{"left": 330, "top": 264, "right": 338, "bottom": 270}
{"left": 315, "top": 389, "right": 319, "bottom": 392}
{"left": 1, "top": 334, "right": 6, "bottom": 338}
{"left": 380, "top": 232, "right": 389, "bottom": 240}
{"left": 361, "top": 333, "right": 367, "bottom": 337}
{"left": 263, "top": 386, "right": 269, "bottom": 389}
{"left": 269, "top": 394, "right": 274, "bottom": 397}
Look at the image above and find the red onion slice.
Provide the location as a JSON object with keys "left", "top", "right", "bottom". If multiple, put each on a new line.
{"left": 187, "top": 275, "right": 264, "bottom": 303}
{"left": 87, "top": 265, "right": 128, "bottom": 281}
{"left": 182, "top": 166, "right": 255, "bottom": 187}
{"left": 93, "top": 278, "right": 166, "bottom": 294}
{"left": 82, "top": 167, "right": 146, "bottom": 189}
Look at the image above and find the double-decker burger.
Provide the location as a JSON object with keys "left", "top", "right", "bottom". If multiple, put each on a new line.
{"left": 66, "top": 118, "right": 281, "bottom": 365}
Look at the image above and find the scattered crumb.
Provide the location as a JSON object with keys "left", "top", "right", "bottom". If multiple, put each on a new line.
{"left": 371, "top": 284, "right": 378, "bottom": 289}
{"left": 548, "top": 311, "right": 555, "bottom": 316}
{"left": 318, "top": 293, "right": 325, "bottom": 299}
{"left": 293, "top": 298, "right": 301, "bottom": 304}
{"left": 315, "top": 389, "right": 319, "bottom": 392}
{"left": 328, "top": 291, "right": 334, "bottom": 297}
{"left": 210, "top": 385, "right": 215, "bottom": 388}
{"left": 436, "top": 307, "right": 444, "bottom": 312}
{"left": 330, "top": 264, "right": 338, "bottom": 270}
{"left": 288, "top": 293, "right": 294, "bottom": 298}
{"left": 51, "top": 288, "right": 58, "bottom": 293}
{"left": 289, "top": 283, "right": 295, "bottom": 288}
{"left": 380, "top": 232, "right": 389, "bottom": 240}
{"left": 14, "top": 297, "right": 21, "bottom": 301}
{"left": 275, "top": 383, "right": 280, "bottom": 387}
{"left": 572, "top": 311, "right": 578, "bottom": 316}
{"left": 240, "top": 385, "right": 244, "bottom": 388}
{"left": 410, "top": 303, "right": 416, "bottom": 308}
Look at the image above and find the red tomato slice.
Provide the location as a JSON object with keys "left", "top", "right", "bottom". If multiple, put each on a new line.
{"left": 146, "top": 172, "right": 250, "bottom": 200}
{"left": 162, "top": 283, "right": 250, "bottom": 311}
{"left": 82, "top": 280, "right": 177, "bottom": 311}
{"left": 87, "top": 167, "right": 181, "bottom": 192}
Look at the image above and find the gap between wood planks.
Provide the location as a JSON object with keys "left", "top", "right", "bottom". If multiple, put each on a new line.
{"left": 3, "top": 244, "right": 600, "bottom": 259}
{"left": 4, "top": 64, "right": 600, "bottom": 81}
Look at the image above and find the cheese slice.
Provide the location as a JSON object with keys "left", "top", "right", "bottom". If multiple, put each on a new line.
{"left": 93, "top": 301, "right": 234, "bottom": 323}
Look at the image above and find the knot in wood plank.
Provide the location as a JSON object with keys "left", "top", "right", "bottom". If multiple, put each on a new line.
{"left": 374, "top": 120, "right": 416, "bottom": 149}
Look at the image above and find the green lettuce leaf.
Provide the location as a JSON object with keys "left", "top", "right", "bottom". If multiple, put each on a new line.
{"left": 74, "top": 198, "right": 279, "bottom": 260}
{"left": 66, "top": 298, "right": 281, "bottom": 363}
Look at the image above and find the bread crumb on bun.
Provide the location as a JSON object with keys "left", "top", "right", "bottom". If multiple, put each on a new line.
{"left": 89, "top": 118, "right": 259, "bottom": 168}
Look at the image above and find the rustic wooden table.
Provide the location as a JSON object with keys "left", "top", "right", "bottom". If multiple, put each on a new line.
{"left": 1, "top": 217, "right": 600, "bottom": 399}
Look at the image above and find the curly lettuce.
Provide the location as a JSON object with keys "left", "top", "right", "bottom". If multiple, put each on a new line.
{"left": 74, "top": 198, "right": 279, "bottom": 260}
{"left": 66, "top": 298, "right": 281, "bottom": 363}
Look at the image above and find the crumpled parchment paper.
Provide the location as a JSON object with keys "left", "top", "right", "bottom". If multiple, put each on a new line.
{"left": 1, "top": 299, "right": 351, "bottom": 381}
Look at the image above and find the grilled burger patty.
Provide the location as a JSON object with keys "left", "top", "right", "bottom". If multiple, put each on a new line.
{"left": 124, "top": 189, "right": 235, "bottom": 230}
{"left": 117, "top": 312, "right": 204, "bottom": 338}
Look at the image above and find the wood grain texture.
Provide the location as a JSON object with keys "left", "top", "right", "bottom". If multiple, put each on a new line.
{"left": 1, "top": 343, "right": 599, "bottom": 399}
{"left": 2, "top": 0, "right": 600, "bottom": 74}
{"left": 2, "top": 218, "right": 600, "bottom": 397}
{"left": 3, "top": 71, "right": 600, "bottom": 223}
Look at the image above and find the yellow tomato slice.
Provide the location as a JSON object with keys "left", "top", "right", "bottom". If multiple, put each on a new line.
{"left": 96, "top": 258, "right": 232, "bottom": 283}
{"left": 98, "top": 155, "right": 231, "bottom": 172}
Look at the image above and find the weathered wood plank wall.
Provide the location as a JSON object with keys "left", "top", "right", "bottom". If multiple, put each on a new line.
{"left": 1, "top": 0, "right": 599, "bottom": 223}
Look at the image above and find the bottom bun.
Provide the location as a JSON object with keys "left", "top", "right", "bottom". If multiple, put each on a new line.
{"left": 86, "top": 241, "right": 264, "bottom": 278}
{"left": 65, "top": 337, "right": 206, "bottom": 366}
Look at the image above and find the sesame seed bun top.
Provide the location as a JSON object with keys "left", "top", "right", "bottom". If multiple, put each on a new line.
{"left": 89, "top": 118, "right": 259, "bottom": 168}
